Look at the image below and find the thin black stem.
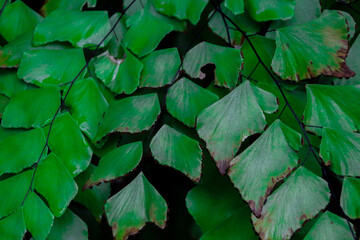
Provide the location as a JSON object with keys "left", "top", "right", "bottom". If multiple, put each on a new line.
{"left": 212, "top": 0, "right": 232, "bottom": 47}
{"left": 277, "top": 104, "right": 287, "bottom": 119}
{"left": 305, "top": 125, "right": 324, "bottom": 129}
{"left": 247, "top": 61, "right": 260, "bottom": 80}
{"left": 0, "top": 0, "right": 8, "bottom": 17}
{"left": 300, "top": 149, "right": 311, "bottom": 166}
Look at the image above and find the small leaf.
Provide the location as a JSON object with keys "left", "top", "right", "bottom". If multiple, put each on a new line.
{"left": 86, "top": 142, "right": 142, "bottom": 187}
{"left": 272, "top": 11, "right": 355, "bottom": 81}
{"left": 2, "top": 86, "right": 61, "bottom": 128}
{"left": 95, "top": 93, "right": 161, "bottom": 141}
{"left": 0, "top": 69, "right": 29, "bottom": 97}
{"left": 151, "top": 0, "right": 208, "bottom": 25}
{"left": 93, "top": 50, "right": 143, "bottom": 94}
{"left": 0, "top": 1, "right": 42, "bottom": 42}
{"left": 18, "top": 48, "right": 86, "bottom": 87}
{"left": 252, "top": 167, "right": 330, "bottom": 240}
{"left": 23, "top": 191, "right": 54, "bottom": 240}
{"left": 303, "top": 84, "right": 360, "bottom": 136}
{"left": 196, "top": 80, "right": 278, "bottom": 173}
{"left": 304, "top": 211, "right": 354, "bottom": 240}
{"left": 150, "top": 125, "right": 202, "bottom": 181}
{"left": 0, "top": 129, "right": 46, "bottom": 175}
{"left": 139, "top": 48, "right": 181, "bottom": 88}
{"left": 105, "top": 172, "right": 168, "bottom": 240}
{"left": 341, "top": 177, "right": 360, "bottom": 219}
{"left": 166, "top": 78, "right": 219, "bottom": 127}
{"left": 34, "top": 153, "right": 78, "bottom": 217}
{"left": 0, "top": 208, "right": 26, "bottom": 240}
{"left": 183, "top": 42, "right": 243, "bottom": 88}
{"left": 244, "top": 0, "right": 296, "bottom": 22}
{"left": 228, "top": 120, "right": 301, "bottom": 216}
{"left": 224, "top": 0, "right": 244, "bottom": 15}
{"left": 41, "top": 0, "right": 97, "bottom": 16}
{"left": 33, "top": 10, "right": 110, "bottom": 48}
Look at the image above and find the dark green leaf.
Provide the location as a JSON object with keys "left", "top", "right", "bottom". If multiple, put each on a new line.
{"left": 41, "top": 0, "right": 96, "bottom": 16}
{"left": 244, "top": 0, "right": 296, "bottom": 22}
{"left": 224, "top": 0, "right": 244, "bottom": 15}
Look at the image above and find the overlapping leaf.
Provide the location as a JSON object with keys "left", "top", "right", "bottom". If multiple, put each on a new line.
{"left": 41, "top": 0, "right": 97, "bottom": 16}
{"left": 225, "top": 0, "right": 244, "bottom": 15}
{"left": 341, "top": 177, "right": 360, "bottom": 219}
{"left": 0, "top": 69, "right": 28, "bottom": 97}
{"left": 244, "top": 0, "right": 296, "bottom": 22}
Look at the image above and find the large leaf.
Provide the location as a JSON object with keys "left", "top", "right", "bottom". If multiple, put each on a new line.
{"left": 93, "top": 50, "right": 143, "bottom": 94}
{"left": 64, "top": 78, "right": 109, "bottom": 141}
{"left": 320, "top": 128, "right": 360, "bottom": 176}
{"left": 272, "top": 11, "right": 355, "bottom": 81}
{"left": 34, "top": 153, "right": 78, "bottom": 217}
{"left": 0, "top": 208, "right": 26, "bottom": 240}
{"left": 139, "top": 48, "right": 181, "bottom": 88}
{"left": 244, "top": 0, "right": 296, "bottom": 22}
{"left": 166, "top": 78, "right": 219, "bottom": 127}
{"left": 0, "top": 129, "right": 46, "bottom": 175}
{"left": 303, "top": 211, "right": 354, "bottom": 240}
{"left": 183, "top": 42, "right": 243, "bottom": 88}
{"left": 0, "top": 1, "right": 42, "bottom": 42}
{"left": 252, "top": 167, "right": 330, "bottom": 240}
{"left": 105, "top": 172, "right": 168, "bottom": 240}
{"left": 95, "top": 93, "right": 161, "bottom": 141}
{"left": 196, "top": 80, "right": 278, "bottom": 173}
{"left": 17, "top": 48, "right": 86, "bottom": 87}
{"left": 0, "top": 69, "right": 28, "bottom": 97}
{"left": 33, "top": 10, "right": 110, "bottom": 48}
{"left": 151, "top": 0, "right": 208, "bottom": 25}
{"left": 41, "top": 0, "right": 96, "bottom": 16}
{"left": 86, "top": 142, "right": 142, "bottom": 187}
{"left": 341, "top": 177, "right": 360, "bottom": 219}
{"left": 303, "top": 84, "right": 360, "bottom": 136}
{"left": 2, "top": 86, "right": 60, "bottom": 128}
{"left": 228, "top": 120, "right": 301, "bottom": 216}
{"left": 45, "top": 112, "right": 93, "bottom": 177}
{"left": 150, "top": 125, "right": 202, "bottom": 181}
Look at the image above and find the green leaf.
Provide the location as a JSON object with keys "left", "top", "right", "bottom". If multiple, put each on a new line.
{"left": 151, "top": 0, "right": 208, "bottom": 25}
{"left": 2, "top": 86, "right": 60, "bottom": 128}
{"left": 303, "top": 211, "right": 354, "bottom": 240}
{"left": 0, "top": 208, "right": 26, "bottom": 240}
{"left": 228, "top": 120, "right": 301, "bottom": 216}
{"left": 272, "top": 11, "right": 355, "bottom": 81}
{"left": 244, "top": 0, "right": 296, "bottom": 22}
{"left": 224, "top": 0, "right": 244, "bottom": 15}
{"left": 0, "top": 170, "right": 31, "bottom": 218}
{"left": 34, "top": 153, "right": 78, "bottom": 217}
{"left": 18, "top": 48, "right": 86, "bottom": 87}
{"left": 0, "top": 69, "right": 29, "bottom": 97}
{"left": 150, "top": 125, "right": 202, "bottom": 181}
{"left": 47, "top": 209, "right": 88, "bottom": 240}
{"left": 86, "top": 142, "right": 142, "bottom": 187}
{"left": 252, "top": 167, "right": 330, "bottom": 240}
{"left": 0, "top": 1, "right": 42, "bottom": 42}
{"left": 95, "top": 93, "right": 161, "bottom": 141}
{"left": 65, "top": 78, "right": 109, "bottom": 141}
{"left": 23, "top": 191, "right": 54, "bottom": 240}
{"left": 0, "top": 94, "right": 9, "bottom": 117}
{"left": 41, "top": 0, "right": 97, "bottom": 16}
{"left": 0, "top": 129, "right": 46, "bottom": 175}
{"left": 303, "top": 84, "right": 360, "bottom": 136}
{"left": 322, "top": 10, "right": 356, "bottom": 41}
{"left": 196, "top": 80, "right": 278, "bottom": 173}
{"left": 33, "top": 10, "right": 110, "bottom": 48}
{"left": 320, "top": 128, "right": 360, "bottom": 176}
{"left": 341, "top": 177, "right": 360, "bottom": 219}
{"left": 105, "top": 172, "right": 168, "bottom": 239}
{"left": 106, "top": 13, "right": 127, "bottom": 59}
{"left": 139, "top": 48, "right": 181, "bottom": 88}
{"left": 166, "top": 78, "right": 219, "bottom": 127}
{"left": 93, "top": 50, "right": 143, "bottom": 94}
{"left": 183, "top": 42, "right": 243, "bottom": 88}
{"left": 45, "top": 112, "right": 93, "bottom": 177}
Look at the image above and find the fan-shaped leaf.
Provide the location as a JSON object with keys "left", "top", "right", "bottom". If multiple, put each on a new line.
{"left": 86, "top": 142, "right": 142, "bottom": 187}
{"left": 341, "top": 177, "right": 360, "bottom": 219}
{"left": 95, "top": 94, "right": 161, "bottom": 141}
{"left": 150, "top": 125, "right": 202, "bottom": 181}
{"left": 224, "top": 0, "right": 244, "bottom": 15}
{"left": 93, "top": 50, "right": 143, "bottom": 94}
{"left": 303, "top": 84, "right": 360, "bottom": 136}
{"left": 252, "top": 167, "right": 330, "bottom": 240}
{"left": 41, "top": 0, "right": 96, "bottom": 16}
{"left": 0, "top": 208, "right": 26, "bottom": 240}
{"left": 196, "top": 80, "right": 278, "bottom": 173}
{"left": 183, "top": 42, "right": 243, "bottom": 88}
{"left": 0, "top": 129, "right": 46, "bottom": 175}
{"left": 18, "top": 48, "right": 86, "bottom": 87}
{"left": 151, "top": 0, "right": 208, "bottom": 25}
{"left": 0, "top": 69, "right": 28, "bottom": 97}
{"left": 33, "top": 10, "right": 110, "bottom": 48}
{"left": 228, "top": 120, "right": 301, "bottom": 216}
{"left": 139, "top": 48, "right": 181, "bottom": 88}
{"left": 105, "top": 172, "right": 168, "bottom": 240}
{"left": 2, "top": 86, "right": 60, "bottom": 128}
{"left": 244, "top": 0, "right": 296, "bottom": 22}
{"left": 272, "top": 11, "right": 354, "bottom": 81}
{"left": 34, "top": 153, "right": 78, "bottom": 217}
{"left": 166, "top": 78, "right": 219, "bottom": 127}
